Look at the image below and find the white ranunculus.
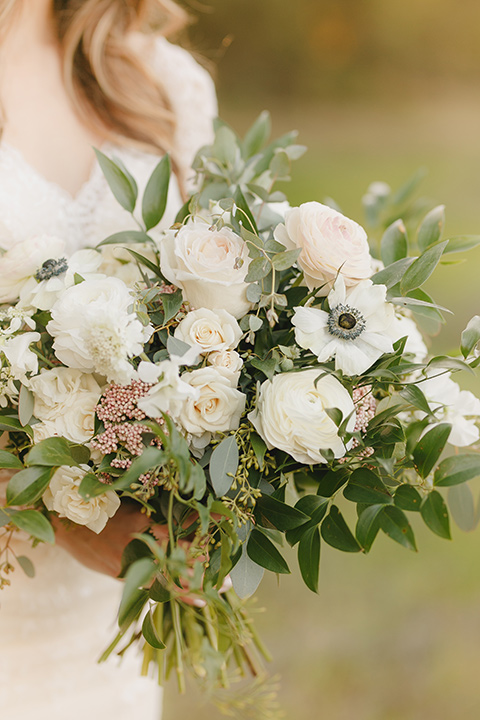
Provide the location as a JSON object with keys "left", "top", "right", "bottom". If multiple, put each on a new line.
{"left": 292, "top": 276, "right": 394, "bottom": 376}
{"left": 177, "top": 366, "right": 246, "bottom": 439}
{"left": 47, "top": 277, "right": 153, "bottom": 384}
{"left": 19, "top": 248, "right": 103, "bottom": 311}
{"left": 29, "top": 368, "right": 103, "bottom": 444}
{"left": 174, "top": 308, "right": 242, "bottom": 354}
{"left": 43, "top": 465, "right": 120, "bottom": 534}
{"left": 418, "top": 372, "right": 480, "bottom": 447}
{"left": 1, "top": 332, "right": 41, "bottom": 381}
{"left": 274, "top": 202, "right": 373, "bottom": 294}
{"left": 0, "top": 235, "right": 66, "bottom": 303}
{"left": 249, "top": 369, "right": 355, "bottom": 464}
{"left": 158, "top": 219, "right": 252, "bottom": 319}
{"left": 207, "top": 349, "right": 243, "bottom": 379}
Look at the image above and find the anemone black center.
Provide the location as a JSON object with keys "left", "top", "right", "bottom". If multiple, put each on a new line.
{"left": 35, "top": 257, "right": 68, "bottom": 282}
{"left": 338, "top": 312, "right": 357, "bottom": 330}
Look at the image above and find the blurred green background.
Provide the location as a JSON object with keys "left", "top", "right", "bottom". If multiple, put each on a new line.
{"left": 163, "top": 2, "right": 480, "bottom": 718}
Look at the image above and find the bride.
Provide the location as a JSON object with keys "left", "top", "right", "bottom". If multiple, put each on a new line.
{"left": 0, "top": 0, "right": 217, "bottom": 718}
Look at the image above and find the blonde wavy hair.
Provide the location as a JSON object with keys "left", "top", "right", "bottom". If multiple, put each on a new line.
{"left": 1, "top": 0, "right": 189, "bottom": 160}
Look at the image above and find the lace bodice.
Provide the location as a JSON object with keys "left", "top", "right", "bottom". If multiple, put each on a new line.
{"left": 0, "top": 37, "right": 217, "bottom": 252}
{"left": 0, "top": 37, "right": 217, "bottom": 720}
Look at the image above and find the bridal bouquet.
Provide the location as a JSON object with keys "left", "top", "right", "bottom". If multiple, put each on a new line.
{"left": 1, "top": 112, "right": 480, "bottom": 707}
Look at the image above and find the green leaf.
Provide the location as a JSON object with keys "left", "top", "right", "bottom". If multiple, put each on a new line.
{"left": 0, "top": 508, "right": 13, "bottom": 527}
{"left": 381, "top": 219, "right": 408, "bottom": 266}
{"left": 448, "top": 483, "right": 477, "bottom": 532}
{"left": 434, "top": 453, "right": 480, "bottom": 487}
{"left": 0, "top": 450, "right": 23, "bottom": 469}
{"left": 316, "top": 467, "right": 350, "bottom": 497}
{"left": 149, "top": 578, "right": 171, "bottom": 603}
{"left": 245, "top": 257, "right": 269, "bottom": 283}
{"left": 400, "top": 240, "right": 449, "bottom": 294}
{"left": 70, "top": 444, "right": 91, "bottom": 465}
{"left": 113, "top": 447, "right": 166, "bottom": 491}
{"left": 96, "top": 230, "right": 151, "bottom": 247}
{"left": 250, "top": 433, "right": 267, "bottom": 469}
{"left": 295, "top": 495, "right": 330, "bottom": 524}
{"left": 356, "top": 504, "right": 384, "bottom": 552}
{"left": 426, "top": 355, "right": 474, "bottom": 374}
{"left": 255, "top": 494, "right": 310, "bottom": 531}
{"left": 0, "top": 415, "right": 33, "bottom": 436}
{"left": 394, "top": 484, "right": 422, "bottom": 512}
{"left": 18, "top": 384, "right": 34, "bottom": 427}
{"left": 125, "top": 248, "right": 163, "bottom": 279}
{"left": 298, "top": 526, "right": 321, "bottom": 593}
{"left": 443, "top": 235, "right": 480, "bottom": 254}
{"left": 17, "top": 555, "right": 35, "bottom": 578}
{"left": 271, "top": 249, "right": 301, "bottom": 271}
{"left": 420, "top": 490, "right": 451, "bottom": 539}
{"left": 371, "top": 257, "right": 415, "bottom": 289}
{"left": 417, "top": 205, "right": 445, "bottom": 252}
{"left": 379, "top": 506, "right": 417, "bottom": 551}
{"left": 10, "top": 509, "right": 54, "bottom": 544}
{"left": 209, "top": 435, "right": 238, "bottom": 497}
{"left": 461, "top": 316, "right": 480, "bottom": 358}
{"left": 6, "top": 467, "right": 52, "bottom": 506}
{"left": 25, "top": 437, "right": 77, "bottom": 468}
{"left": 118, "top": 557, "right": 156, "bottom": 627}
{"left": 230, "top": 545, "right": 265, "bottom": 598}
{"left": 391, "top": 167, "right": 427, "bottom": 206}
{"left": 142, "top": 154, "right": 171, "bottom": 231}
{"left": 270, "top": 149, "right": 290, "bottom": 179}
{"left": 233, "top": 185, "right": 258, "bottom": 235}
{"left": 78, "top": 472, "right": 110, "bottom": 500}
{"left": 343, "top": 468, "right": 392, "bottom": 505}
{"left": 242, "top": 110, "right": 271, "bottom": 158}
{"left": 399, "top": 384, "right": 432, "bottom": 415}
{"left": 246, "top": 528, "right": 290, "bottom": 574}
{"left": 94, "top": 149, "right": 137, "bottom": 213}
{"left": 161, "top": 289, "right": 183, "bottom": 323}
{"left": 412, "top": 423, "right": 452, "bottom": 479}
{"left": 142, "top": 609, "right": 166, "bottom": 649}
{"left": 321, "top": 506, "right": 361, "bottom": 553}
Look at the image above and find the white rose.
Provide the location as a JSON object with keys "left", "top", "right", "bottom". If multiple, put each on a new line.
{"left": 274, "top": 202, "right": 373, "bottom": 294}
{"left": 43, "top": 465, "right": 120, "bottom": 533}
{"left": 249, "top": 369, "right": 355, "bottom": 464}
{"left": 47, "top": 277, "right": 153, "bottom": 384}
{"left": 175, "top": 308, "right": 242, "bottom": 354}
{"left": 29, "top": 368, "right": 103, "bottom": 444}
{"left": 158, "top": 219, "right": 252, "bottom": 319}
{"left": 0, "top": 235, "right": 66, "bottom": 302}
{"left": 1, "top": 332, "right": 41, "bottom": 381}
{"left": 207, "top": 349, "right": 243, "bottom": 379}
{"left": 177, "top": 366, "right": 246, "bottom": 438}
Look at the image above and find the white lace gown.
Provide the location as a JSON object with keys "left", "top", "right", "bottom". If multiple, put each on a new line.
{"left": 0, "top": 38, "right": 217, "bottom": 719}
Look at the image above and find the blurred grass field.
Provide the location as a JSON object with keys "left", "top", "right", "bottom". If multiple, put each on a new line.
{"left": 163, "top": 92, "right": 480, "bottom": 720}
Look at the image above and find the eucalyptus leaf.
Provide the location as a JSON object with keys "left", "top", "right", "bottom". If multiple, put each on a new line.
{"left": 209, "top": 435, "right": 239, "bottom": 497}
{"left": 17, "top": 555, "right": 35, "bottom": 578}
{"left": 230, "top": 545, "right": 264, "bottom": 598}
{"left": 461, "top": 315, "right": 480, "bottom": 358}
{"left": 161, "top": 289, "right": 183, "bottom": 323}
{"left": 443, "top": 235, "right": 480, "bottom": 254}
{"left": 18, "top": 384, "right": 34, "bottom": 427}
{"left": 242, "top": 110, "right": 271, "bottom": 158}
{"left": 271, "top": 249, "right": 301, "bottom": 271}
{"left": 448, "top": 483, "right": 477, "bottom": 532}
{"left": 245, "top": 257, "right": 270, "bottom": 282}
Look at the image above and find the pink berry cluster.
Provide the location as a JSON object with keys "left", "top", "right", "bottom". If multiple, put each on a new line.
{"left": 91, "top": 381, "right": 163, "bottom": 477}
{"left": 352, "top": 385, "right": 376, "bottom": 435}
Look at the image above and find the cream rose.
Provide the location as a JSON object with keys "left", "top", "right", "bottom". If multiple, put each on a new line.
{"left": 274, "top": 202, "right": 373, "bottom": 294}
{"left": 175, "top": 308, "right": 242, "bottom": 354}
{"left": 0, "top": 235, "right": 66, "bottom": 303}
{"left": 43, "top": 465, "right": 120, "bottom": 533}
{"left": 249, "top": 369, "right": 355, "bottom": 464}
{"left": 207, "top": 349, "right": 243, "bottom": 379}
{"left": 158, "top": 219, "right": 252, "bottom": 319}
{"left": 177, "top": 366, "right": 246, "bottom": 438}
{"left": 29, "top": 368, "right": 103, "bottom": 444}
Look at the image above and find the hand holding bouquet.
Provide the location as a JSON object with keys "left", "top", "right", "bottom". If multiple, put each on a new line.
{"left": 1, "top": 113, "right": 480, "bottom": 709}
